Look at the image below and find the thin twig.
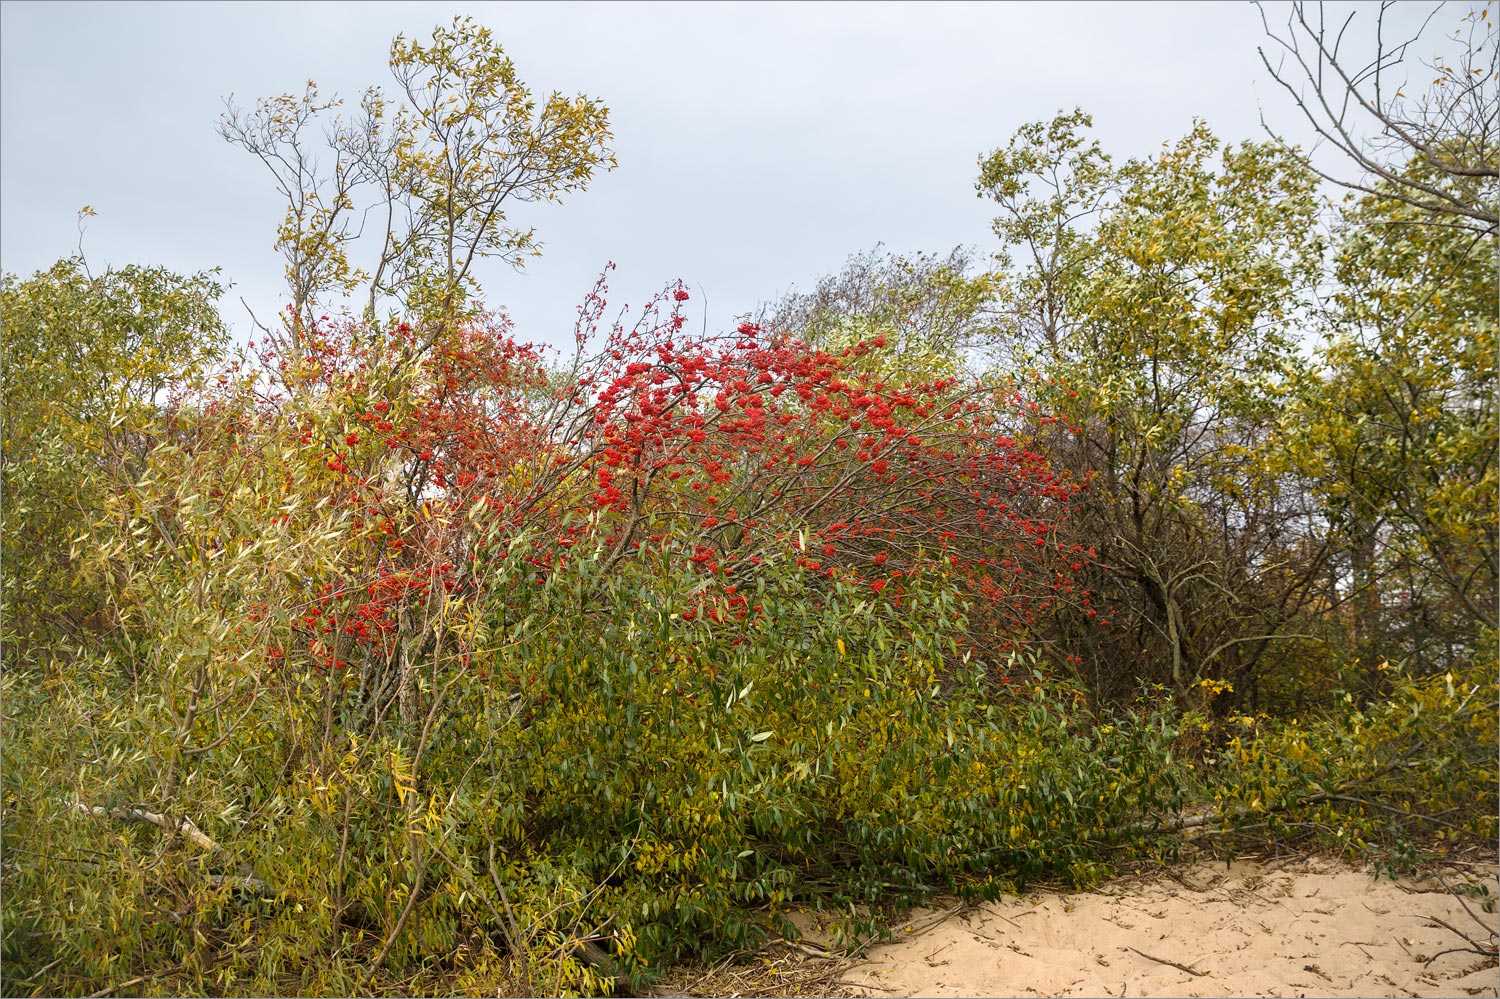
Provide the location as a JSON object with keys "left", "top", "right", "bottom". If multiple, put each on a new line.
{"left": 1125, "top": 946, "right": 1205, "bottom": 977}
{"left": 87, "top": 975, "right": 149, "bottom": 999}
{"left": 487, "top": 841, "right": 531, "bottom": 988}
{"left": 11, "top": 957, "right": 63, "bottom": 985}
{"left": 1430, "top": 869, "right": 1500, "bottom": 938}
{"left": 849, "top": 904, "right": 964, "bottom": 955}
{"left": 1423, "top": 914, "right": 1499, "bottom": 960}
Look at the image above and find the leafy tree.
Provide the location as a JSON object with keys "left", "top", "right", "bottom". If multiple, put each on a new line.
{"left": 758, "top": 244, "right": 1002, "bottom": 379}
{"left": 974, "top": 107, "right": 1112, "bottom": 358}
{"left": 978, "top": 113, "right": 1328, "bottom": 702}
{"left": 220, "top": 15, "right": 616, "bottom": 337}
{"left": 1257, "top": 2, "right": 1498, "bottom": 690}
{"left": 5, "top": 17, "right": 1496, "bottom": 997}
{"left": 1286, "top": 160, "right": 1497, "bottom": 687}
{"left": 1, "top": 251, "right": 227, "bottom": 661}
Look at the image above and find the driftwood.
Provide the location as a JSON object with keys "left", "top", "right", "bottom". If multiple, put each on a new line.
{"left": 70, "top": 801, "right": 272, "bottom": 895}
{"left": 574, "top": 937, "right": 617, "bottom": 973}
{"left": 72, "top": 802, "right": 217, "bottom": 851}
{"left": 87, "top": 972, "right": 155, "bottom": 998}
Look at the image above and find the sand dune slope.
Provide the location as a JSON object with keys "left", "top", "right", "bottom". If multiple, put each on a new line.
{"left": 843, "top": 857, "right": 1497, "bottom": 998}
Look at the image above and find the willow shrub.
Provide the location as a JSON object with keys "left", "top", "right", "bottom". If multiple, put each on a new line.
{"left": 1193, "top": 651, "right": 1499, "bottom": 869}
{"left": 471, "top": 550, "right": 1189, "bottom": 964}
{"left": 5, "top": 551, "right": 1494, "bottom": 996}
{"left": 4, "top": 308, "right": 1491, "bottom": 995}
{"left": 4, "top": 535, "right": 1190, "bottom": 996}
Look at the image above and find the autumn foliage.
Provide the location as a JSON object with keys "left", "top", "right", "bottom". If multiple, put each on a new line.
{"left": 2, "top": 10, "right": 1494, "bottom": 998}
{"left": 225, "top": 272, "right": 1099, "bottom": 697}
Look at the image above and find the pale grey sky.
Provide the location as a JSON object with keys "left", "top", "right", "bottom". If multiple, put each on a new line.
{"left": 0, "top": 1, "right": 1449, "bottom": 350}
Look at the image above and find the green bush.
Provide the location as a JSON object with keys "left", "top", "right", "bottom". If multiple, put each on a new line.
{"left": 1184, "top": 651, "right": 1498, "bottom": 868}
{"left": 3, "top": 538, "right": 1192, "bottom": 995}
{"left": 7, "top": 543, "right": 1495, "bottom": 996}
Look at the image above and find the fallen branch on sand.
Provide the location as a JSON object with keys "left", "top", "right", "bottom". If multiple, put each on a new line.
{"left": 1422, "top": 914, "right": 1499, "bottom": 966}
{"left": 1125, "top": 945, "right": 1205, "bottom": 976}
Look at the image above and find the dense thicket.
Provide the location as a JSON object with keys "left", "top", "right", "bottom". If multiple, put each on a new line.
{"left": 2, "top": 10, "right": 1494, "bottom": 997}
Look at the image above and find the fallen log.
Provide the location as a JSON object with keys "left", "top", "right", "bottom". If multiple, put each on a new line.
{"left": 72, "top": 802, "right": 217, "bottom": 852}
{"left": 70, "top": 801, "right": 272, "bottom": 895}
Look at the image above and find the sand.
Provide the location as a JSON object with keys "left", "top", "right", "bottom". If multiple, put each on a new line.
{"left": 832, "top": 856, "right": 1498, "bottom": 998}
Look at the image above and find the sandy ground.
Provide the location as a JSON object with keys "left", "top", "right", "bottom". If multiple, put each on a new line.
{"left": 823, "top": 856, "right": 1498, "bottom": 999}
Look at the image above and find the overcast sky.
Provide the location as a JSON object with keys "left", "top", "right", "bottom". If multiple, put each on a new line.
{"left": 0, "top": 1, "right": 1452, "bottom": 351}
